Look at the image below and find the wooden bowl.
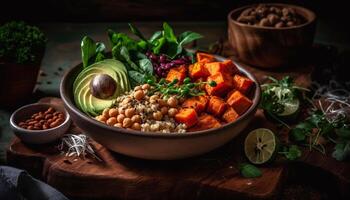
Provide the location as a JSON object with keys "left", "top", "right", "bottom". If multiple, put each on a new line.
{"left": 60, "top": 56, "right": 261, "bottom": 160}
{"left": 227, "top": 3, "right": 316, "bottom": 68}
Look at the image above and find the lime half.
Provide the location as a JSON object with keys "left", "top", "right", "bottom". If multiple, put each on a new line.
{"left": 244, "top": 128, "right": 277, "bottom": 165}
{"left": 278, "top": 98, "right": 300, "bottom": 117}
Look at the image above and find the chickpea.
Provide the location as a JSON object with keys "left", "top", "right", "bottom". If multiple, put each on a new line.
{"left": 141, "top": 84, "right": 150, "bottom": 90}
{"left": 168, "top": 108, "right": 178, "bottom": 117}
{"left": 122, "top": 97, "right": 131, "bottom": 105}
{"left": 118, "top": 107, "right": 125, "bottom": 114}
{"left": 134, "top": 90, "right": 145, "bottom": 100}
{"left": 131, "top": 123, "right": 141, "bottom": 130}
{"left": 106, "top": 117, "right": 117, "bottom": 126}
{"left": 167, "top": 96, "right": 178, "bottom": 107}
{"left": 150, "top": 95, "right": 159, "bottom": 103}
{"left": 125, "top": 108, "right": 135, "bottom": 118}
{"left": 134, "top": 86, "right": 142, "bottom": 91}
{"left": 117, "top": 114, "right": 125, "bottom": 123}
{"left": 158, "top": 99, "right": 167, "bottom": 106}
{"left": 150, "top": 124, "right": 160, "bottom": 132}
{"left": 114, "top": 123, "right": 123, "bottom": 128}
{"left": 131, "top": 114, "right": 141, "bottom": 123}
{"left": 153, "top": 111, "right": 163, "bottom": 121}
{"left": 108, "top": 108, "right": 118, "bottom": 117}
{"left": 123, "top": 118, "right": 132, "bottom": 128}
{"left": 102, "top": 108, "right": 110, "bottom": 118}
{"left": 160, "top": 106, "right": 168, "bottom": 115}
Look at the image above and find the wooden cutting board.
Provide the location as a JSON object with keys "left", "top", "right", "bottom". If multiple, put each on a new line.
{"left": 6, "top": 63, "right": 350, "bottom": 199}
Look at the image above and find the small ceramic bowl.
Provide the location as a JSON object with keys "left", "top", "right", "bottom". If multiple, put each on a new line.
{"left": 227, "top": 3, "right": 316, "bottom": 68}
{"left": 10, "top": 103, "right": 71, "bottom": 144}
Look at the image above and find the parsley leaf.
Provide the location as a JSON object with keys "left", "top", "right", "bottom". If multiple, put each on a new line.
{"left": 279, "top": 145, "right": 302, "bottom": 161}
{"left": 239, "top": 163, "right": 262, "bottom": 178}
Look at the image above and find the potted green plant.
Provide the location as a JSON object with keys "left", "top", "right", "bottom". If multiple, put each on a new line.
{"left": 0, "top": 21, "right": 47, "bottom": 107}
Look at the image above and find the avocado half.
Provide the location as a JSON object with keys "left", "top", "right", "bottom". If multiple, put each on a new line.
{"left": 73, "top": 59, "right": 131, "bottom": 116}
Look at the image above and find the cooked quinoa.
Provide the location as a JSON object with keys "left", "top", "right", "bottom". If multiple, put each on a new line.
{"left": 95, "top": 84, "right": 187, "bottom": 133}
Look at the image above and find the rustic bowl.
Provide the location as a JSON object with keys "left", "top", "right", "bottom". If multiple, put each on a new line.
{"left": 227, "top": 3, "right": 316, "bottom": 68}
{"left": 10, "top": 103, "right": 71, "bottom": 144}
{"left": 60, "top": 56, "right": 261, "bottom": 160}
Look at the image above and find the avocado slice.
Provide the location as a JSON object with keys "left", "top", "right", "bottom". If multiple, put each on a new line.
{"left": 73, "top": 59, "right": 131, "bottom": 116}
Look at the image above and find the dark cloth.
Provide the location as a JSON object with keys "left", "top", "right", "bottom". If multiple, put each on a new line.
{"left": 0, "top": 166, "right": 69, "bottom": 200}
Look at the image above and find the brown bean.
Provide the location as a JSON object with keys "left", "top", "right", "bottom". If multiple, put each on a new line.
{"left": 47, "top": 107, "right": 54, "bottom": 113}
{"left": 58, "top": 113, "right": 64, "bottom": 119}
{"left": 267, "top": 14, "right": 279, "bottom": 26}
{"left": 27, "top": 126, "right": 34, "bottom": 130}
{"left": 50, "top": 121, "right": 59, "bottom": 128}
{"left": 259, "top": 18, "right": 271, "bottom": 26}
{"left": 275, "top": 21, "right": 285, "bottom": 28}
{"left": 43, "top": 124, "right": 49, "bottom": 129}
{"left": 35, "top": 115, "right": 43, "bottom": 120}
{"left": 45, "top": 114, "right": 53, "bottom": 119}
{"left": 28, "top": 121, "right": 37, "bottom": 125}
{"left": 19, "top": 122, "right": 26, "bottom": 126}
{"left": 286, "top": 21, "right": 295, "bottom": 27}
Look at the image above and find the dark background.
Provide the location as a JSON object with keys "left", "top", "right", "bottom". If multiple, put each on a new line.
{"left": 0, "top": 0, "right": 347, "bottom": 23}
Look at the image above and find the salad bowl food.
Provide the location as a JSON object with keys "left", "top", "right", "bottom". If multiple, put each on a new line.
{"left": 60, "top": 23, "right": 261, "bottom": 160}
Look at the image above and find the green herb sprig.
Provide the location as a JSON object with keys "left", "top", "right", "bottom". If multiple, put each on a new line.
{"left": 147, "top": 77, "right": 216, "bottom": 98}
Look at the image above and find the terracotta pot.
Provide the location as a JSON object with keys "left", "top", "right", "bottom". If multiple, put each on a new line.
{"left": 227, "top": 3, "right": 316, "bottom": 68}
{"left": 0, "top": 62, "right": 41, "bottom": 107}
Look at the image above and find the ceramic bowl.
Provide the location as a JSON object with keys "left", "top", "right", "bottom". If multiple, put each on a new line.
{"left": 10, "top": 103, "right": 71, "bottom": 144}
{"left": 227, "top": 3, "right": 316, "bottom": 68}
{"left": 60, "top": 55, "right": 261, "bottom": 160}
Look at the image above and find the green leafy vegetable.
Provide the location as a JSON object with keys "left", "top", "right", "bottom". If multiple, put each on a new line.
{"left": 239, "top": 163, "right": 262, "bottom": 178}
{"left": 279, "top": 145, "right": 302, "bottom": 161}
{"left": 81, "top": 36, "right": 106, "bottom": 68}
{"left": 332, "top": 141, "right": 350, "bottom": 161}
{"left": 0, "top": 21, "right": 46, "bottom": 64}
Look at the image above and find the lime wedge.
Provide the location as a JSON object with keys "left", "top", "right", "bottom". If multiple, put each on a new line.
{"left": 244, "top": 128, "right": 277, "bottom": 165}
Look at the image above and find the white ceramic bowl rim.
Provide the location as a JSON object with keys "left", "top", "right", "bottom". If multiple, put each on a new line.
{"left": 60, "top": 55, "right": 261, "bottom": 138}
{"left": 10, "top": 102, "right": 71, "bottom": 134}
{"left": 228, "top": 3, "right": 316, "bottom": 30}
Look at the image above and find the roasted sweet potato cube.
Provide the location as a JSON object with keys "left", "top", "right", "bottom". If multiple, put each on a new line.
{"left": 207, "top": 96, "right": 228, "bottom": 117}
{"left": 205, "top": 60, "right": 238, "bottom": 76}
{"left": 166, "top": 65, "right": 187, "bottom": 83}
{"left": 221, "top": 60, "right": 239, "bottom": 75}
{"left": 222, "top": 106, "right": 239, "bottom": 123}
{"left": 188, "top": 113, "right": 221, "bottom": 132}
{"left": 205, "top": 73, "right": 233, "bottom": 96}
{"left": 175, "top": 108, "right": 198, "bottom": 128}
{"left": 233, "top": 74, "right": 254, "bottom": 94}
{"left": 182, "top": 95, "right": 208, "bottom": 114}
{"left": 226, "top": 90, "right": 252, "bottom": 115}
{"left": 189, "top": 62, "right": 209, "bottom": 80}
{"left": 196, "top": 52, "right": 216, "bottom": 63}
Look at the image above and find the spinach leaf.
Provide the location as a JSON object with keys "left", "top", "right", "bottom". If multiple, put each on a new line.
{"left": 128, "top": 70, "right": 145, "bottom": 85}
{"left": 163, "top": 22, "right": 177, "bottom": 43}
{"left": 128, "top": 23, "right": 147, "bottom": 41}
{"left": 81, "top": 36, "right": 96, "bottom": 68}
{"left": 239, "top": 163, "right": 262, "bottom": 178}
{"left": 120, "top": 46, "right": 140, "bottom": 71}
{"left": 149, "top": 31, "right": 162, "bottom": 44}
{"left": 178, "top": 31, "right": 203, "bottom": 46}
{"left": 138, "top": 58, "right": 153, "bottom": 74}
{"left": 81, "top": 36, "right": 106, "bottom": 68}
{"left": 95, "top": 42, "right": 106, "bottom": 63}
{"left": 153, "top": 37, "right": 166, "bottom": 54}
